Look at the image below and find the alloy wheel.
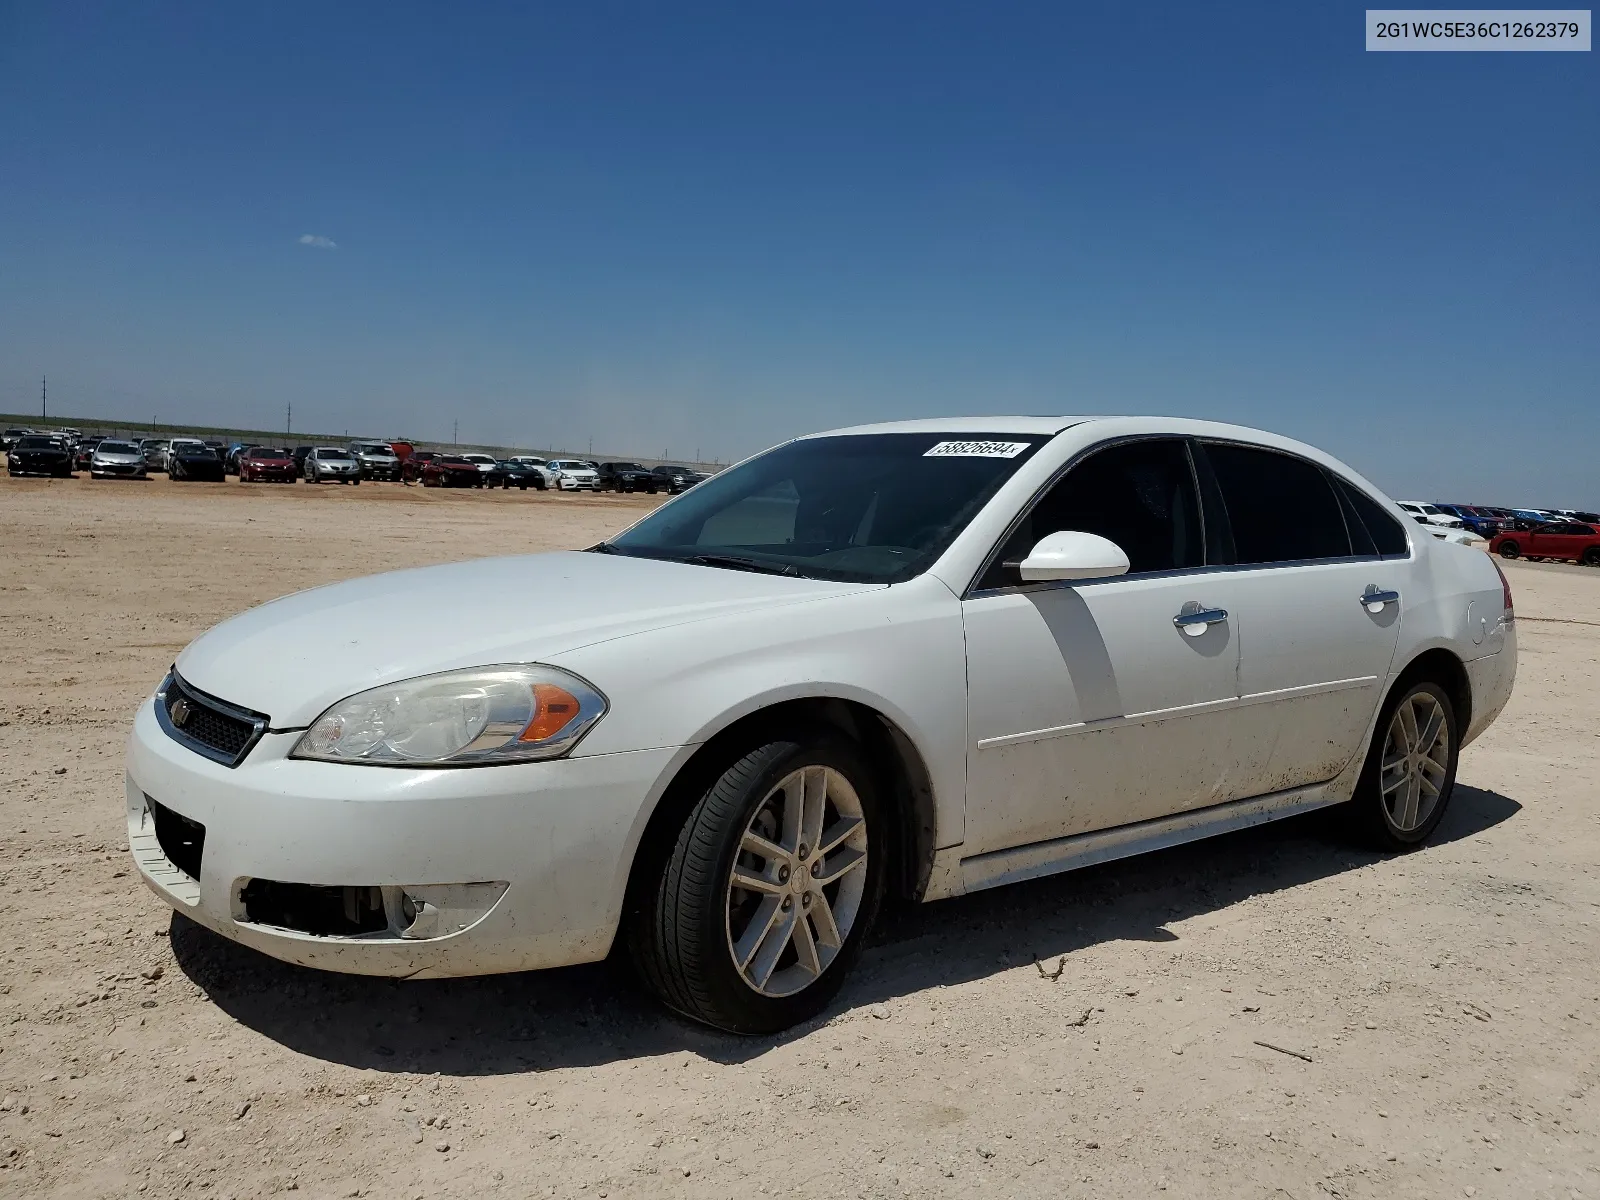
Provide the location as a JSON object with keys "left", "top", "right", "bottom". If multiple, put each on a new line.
{"left": 1380, "top": 690, "right": 1450, "bottom": 832}
{"left": 724, "top": 765, "right": 869, "bottom": 998}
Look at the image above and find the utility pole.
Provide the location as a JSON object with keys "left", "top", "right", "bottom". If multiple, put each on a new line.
{"left": 41, "top": 376, "right": 46, "bottom": 421}
{"left": 453, "top": 419, "right": 458, "bottom": 445}
{"left": 286, "top": 402, "right": 292, "bottom": 436}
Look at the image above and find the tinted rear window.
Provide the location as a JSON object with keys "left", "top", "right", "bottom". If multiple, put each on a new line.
{"left": 1331, "top": 476, "right": 1410, "bottom": 557}
{"left": 1201, "top": 443, "right": 1350, "bottom": 565}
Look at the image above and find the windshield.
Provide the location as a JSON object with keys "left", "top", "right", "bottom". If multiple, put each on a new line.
{"left": 251, "top": 447, "right": 291, "bottom": 459}
{"left": 16, "top": 436, "right": 59, "bottom": 449}
{"left": 604, "top": 433, "right": 1044, "bottom": 583}
{"left": 98, "top": 441, "right": 139, "bottom": 454}
{"left": 354, "top": 444, "right": 395, "bottom": 455}
{"left": 319, "top": 449, "right": 353, "bottom": 460}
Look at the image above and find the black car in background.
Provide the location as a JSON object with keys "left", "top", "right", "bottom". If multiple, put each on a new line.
{"left": 168, "top": 439, "right": 227, "bottom": 481}
{"left": 291, "top": 446, "right": 315, "bottom": 477}
{"left": 494, "top": 460, "right": 547, "bottom": 490}
{"left": 2, "top": 428, "right": 33, "bottom": 452}
{"left": 597, "top": 461, "right": 660, "bottom": 493}
{"left": 651, "top": 464, "right": 705, "bottom": 494}
{"left": 7, "top": 434, "right": 75, "bottom": 477}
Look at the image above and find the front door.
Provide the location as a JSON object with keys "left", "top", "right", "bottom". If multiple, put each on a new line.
{"left": 962, "top": 438, "right": 1261, "bottom": 857}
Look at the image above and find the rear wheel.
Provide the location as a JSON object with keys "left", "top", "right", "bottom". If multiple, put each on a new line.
{"left": 629, "top": 728, "right": 885, "bottom": 1034}
{"left": 1344, "top": 680, "right": 1458, "bottom": 851}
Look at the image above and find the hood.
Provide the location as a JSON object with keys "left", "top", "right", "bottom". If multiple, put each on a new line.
{"left": 94, "top": 452, "right": 143, "bottom": 463}
{"left": 175, "top": 551, "right": 877, "bottom": 725}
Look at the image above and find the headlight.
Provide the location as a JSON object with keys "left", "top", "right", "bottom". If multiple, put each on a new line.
{"left": 290, "top": 665, "right": 606, "bottom": 767}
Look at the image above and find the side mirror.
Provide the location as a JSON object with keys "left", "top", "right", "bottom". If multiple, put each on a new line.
{"left": 1017, "top": 531, "right": 1130, "bottom": 582}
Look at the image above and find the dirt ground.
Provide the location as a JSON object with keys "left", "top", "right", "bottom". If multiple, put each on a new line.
{"left": 1, "top": 471, "right": 1597, "bottom": 1200}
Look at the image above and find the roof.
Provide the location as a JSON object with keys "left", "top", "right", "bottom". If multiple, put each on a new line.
{"left": 804, "top": 416, "right": 1093, "bottom": 438}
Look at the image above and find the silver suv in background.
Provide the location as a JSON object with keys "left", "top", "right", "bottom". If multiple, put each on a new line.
{"left": 348, "top": 441, "right": 401, "bottom": 480}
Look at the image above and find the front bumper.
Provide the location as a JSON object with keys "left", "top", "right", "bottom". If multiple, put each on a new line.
{"left": 125, "top": 698, "right": 680, "bottom": 977}
{"left": 557, "top": 477, "right": 600, "bottom": 490}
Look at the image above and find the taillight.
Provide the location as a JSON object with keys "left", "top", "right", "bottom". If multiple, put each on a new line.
{"left": 1492, "top": 560, "right": 1513, "bottom": 613}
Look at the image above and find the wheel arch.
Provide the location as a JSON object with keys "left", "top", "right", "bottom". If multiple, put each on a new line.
{"left": 618, "top": 696, "right": 940, "bottom": 935}
{"left": 1388, "top": 646, "right": 1472, "bottom": 736}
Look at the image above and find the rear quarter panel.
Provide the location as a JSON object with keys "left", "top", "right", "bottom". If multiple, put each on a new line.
{"left": 1392, "top": 538, "right": 1515, "bottom": 745}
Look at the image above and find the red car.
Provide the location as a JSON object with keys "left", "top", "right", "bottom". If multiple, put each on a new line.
{"left": 418, "top": 454, "right": 484, "bottom": 488}
{"left": 239, "top": 446, "right": 298, "bottom": 483}
{"left": 1490, "top": 521, "right": 1600, "bottom": 566}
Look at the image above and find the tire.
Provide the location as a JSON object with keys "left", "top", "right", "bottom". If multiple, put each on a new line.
{"left": 1497, "top": 541, "right": 1519, "bottom": 559}
{"left": 629, "top": 727, "right": 886, "bottom": 1034}
{"left": 352, "top": 478, "right": 360, "bottom": 486}
{"left": 1583, "top": 548, "right": 1600, "bottom": 568}
{"left": 1343, "top": 679, "right": 1459, "bottom": 852}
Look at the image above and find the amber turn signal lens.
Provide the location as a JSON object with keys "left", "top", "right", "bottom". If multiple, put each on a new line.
{"left": 518, "top": 683, "right": 582, "bottom": 743}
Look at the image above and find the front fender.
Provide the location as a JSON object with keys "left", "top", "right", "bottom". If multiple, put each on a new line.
{"left": 552, "top": 576, "right": 970, "bottom": 849}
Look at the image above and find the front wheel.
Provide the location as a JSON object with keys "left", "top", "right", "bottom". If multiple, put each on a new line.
{"left": 1583, "top": 547, "right": 1600, "bottom": 568}
{"left": 629, "top": 728, "right": 884, "bottom": 1034}
{"left": 1497, "top": 541, "right": 1520, "bottom": 559}
{"left": 1344, "top": 680, "right": 1458, "bottom": 851}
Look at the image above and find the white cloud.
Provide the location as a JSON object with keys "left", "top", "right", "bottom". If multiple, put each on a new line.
{"left": 298, "top": 234, "right": 338, "bottom": 250}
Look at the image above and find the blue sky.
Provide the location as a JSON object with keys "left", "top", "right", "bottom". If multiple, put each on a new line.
{"left": 0, "top": 3, "right": 1594, "bottom": 503}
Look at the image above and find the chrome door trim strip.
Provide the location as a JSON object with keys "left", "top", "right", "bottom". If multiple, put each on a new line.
{"left": 973, "top": 675, "right": 1378, "bottom": 750}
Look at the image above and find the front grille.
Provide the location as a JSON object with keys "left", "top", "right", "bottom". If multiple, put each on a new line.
{"left": 156, "top": 672, "right": 269, "bottom": 767}
{"left": 147, "top": 798, "right": 206, "bottom": 882}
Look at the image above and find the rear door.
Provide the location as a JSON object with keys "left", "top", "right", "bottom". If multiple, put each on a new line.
{"left": 1194, "top": 441, "right": 1408, "bottom": 792}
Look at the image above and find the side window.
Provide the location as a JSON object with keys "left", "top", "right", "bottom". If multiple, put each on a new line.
{"left": 1330, "top": 475, "right": 1410, "bottom": 557}
{"left": 1200, "top": 442, "right": 1351, "bottom": 565}
{"left": 979, "top": 439, "right": 1201, "bottom": 590}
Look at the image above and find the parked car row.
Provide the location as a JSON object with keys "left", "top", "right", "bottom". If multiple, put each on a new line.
{"left": 1386, "top": 500, "right": 1600, "bottom": 564}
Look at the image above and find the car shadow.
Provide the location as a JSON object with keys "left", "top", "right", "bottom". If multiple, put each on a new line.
{"left": 170, "top": 785, "right": 1519, "bottom": 1076}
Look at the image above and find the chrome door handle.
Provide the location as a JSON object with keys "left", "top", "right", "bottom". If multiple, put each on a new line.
{"left": 1173, "top": 605, "right": 1228, "bottom": 637}
{"left": 1361, "top": 588, "right": 1400, "bottom": 613}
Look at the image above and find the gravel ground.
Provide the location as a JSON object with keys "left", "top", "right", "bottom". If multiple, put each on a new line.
{"left": 1, "top": 472, "right": 1596, "bottom": 1200}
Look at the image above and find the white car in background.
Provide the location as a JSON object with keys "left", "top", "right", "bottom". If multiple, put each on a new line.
{"left": 126, "top": 417, "right": 1516, "bottom": 1034}
{"left": 1398, "top": 501, "right": 1464, "bottom": 529}
{"left": 546, "top": 459, "right": 600, "bottom": 490}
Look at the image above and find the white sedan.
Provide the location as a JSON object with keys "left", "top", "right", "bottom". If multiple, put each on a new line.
{"left": 546, "top": 459, "right": 601, "bottom": 490}
{"left": 125, "top": 417, "right": 1516, "bottom": 1033}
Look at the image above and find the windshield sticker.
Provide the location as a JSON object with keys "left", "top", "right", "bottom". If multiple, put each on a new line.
{"left": 923, "top": 440, "right": 1031, "bottom": 459}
